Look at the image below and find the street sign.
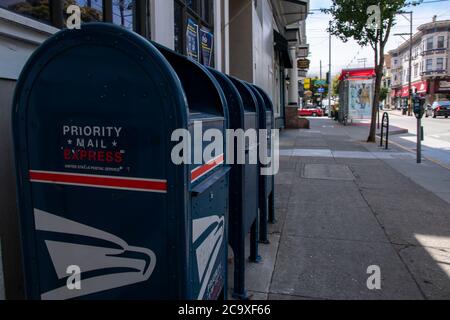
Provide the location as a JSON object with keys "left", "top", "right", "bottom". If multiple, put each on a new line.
{"left": 304, "top": 78, "right": 311, "bottom": 90}
{"left": 314, "top": 80, "right": 327, "bottom": 86}
{"left": 297, "top": 59, "right": 310, "bottom": 70}
{"left": 318, "top": 87, "right": 325, "bottom": 93}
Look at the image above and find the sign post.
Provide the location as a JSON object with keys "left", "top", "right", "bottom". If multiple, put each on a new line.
{"left": 413, "top": 94, "right": 425, "bottom": 164}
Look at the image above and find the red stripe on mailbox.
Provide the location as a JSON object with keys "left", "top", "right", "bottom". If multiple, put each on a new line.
{"left": 191, "top": 154, "right": 224, "bottom": 182}
{"left": 29, "top": 170, "right": 167, "bottom": 193}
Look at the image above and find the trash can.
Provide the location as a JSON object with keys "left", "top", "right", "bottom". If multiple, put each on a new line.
{"left": 252, "top": 85, "right": 276, "bottom": 226}
{"left": 12, "top": 23, "right": 229, "bottom": 300}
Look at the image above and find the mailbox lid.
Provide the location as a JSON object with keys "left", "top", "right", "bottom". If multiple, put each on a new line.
{"left": 154, "top": 44, "right": 228, "bottom": 187}
{"left": 13, "top": 23, "right": 191, "bottom": 299}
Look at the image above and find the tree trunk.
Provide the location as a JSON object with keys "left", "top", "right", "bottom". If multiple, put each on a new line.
{"left": 367, "top": 32, "right": 386, "bottom": 143}
{"left": 368, "top": 64, "right": 383, "bottom": 142}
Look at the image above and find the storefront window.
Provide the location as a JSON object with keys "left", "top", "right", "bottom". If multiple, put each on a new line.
{"left": 174, "top": 1, "right": 184, "bottom": 54}
{"left": 112, "top": 0, "right": 134, "bottom": 31}
{"left": 63, "top": 0, "right": 103, "bottom": 23}
{"left": 174, "top": 0, "right": 214, "bottom": 67}
{"left": 1, "top": 0, "right": 51, "bottom": 24}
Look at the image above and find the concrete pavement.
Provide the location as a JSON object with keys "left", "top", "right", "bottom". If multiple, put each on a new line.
{"left": 232, "top": 117, "right": 450, "bottom": 300}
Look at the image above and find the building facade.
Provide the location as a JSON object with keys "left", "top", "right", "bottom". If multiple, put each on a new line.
{"left": 389, "top": 17, "right": 450, "bottom": 108}
{"left": 0, "top": 0, "right": 309, "bottom": 299}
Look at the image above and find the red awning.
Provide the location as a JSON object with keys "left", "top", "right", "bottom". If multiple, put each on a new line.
{"left": 401, "top": 86, "right": 409, "bottom": 97}
{"left": 339, "top": 68, "right": 376, "bottom": 81}
{"left": 400, "top": 80, "right": 428, "bottom": 97}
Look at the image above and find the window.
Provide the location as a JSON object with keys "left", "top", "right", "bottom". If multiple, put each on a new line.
{"left": 426, "top": 59, "right": 433, "bottom": 71}
{"left": 63, "top": 0, "right": 103, "bottom": 23}
{"left": 438, "top": 36, "right": 445, "bottom": 49}
{"left": 174, "top": 0, "right": 214, "bottom": 67}
{"left": 437, "top": 58, "right": 444, "bottom": 70}
{"left": 174, "top": 1, "right": 184, "bottom": 54}
{"left": 1, "top": 1, "right": 149, "bottom": 37}
{"left": 112, "top": 0, "right": 134, "bottom": 31}
{"left": 1, "top": 0, "right": 51, "bottom": 24}
{"left": 427, "top": 37, "right": 434, "bottom": 51}
{"left": 414, "top": 64, "right": 418, "bottom": 77}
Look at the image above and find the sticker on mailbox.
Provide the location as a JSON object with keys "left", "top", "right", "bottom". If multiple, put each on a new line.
{"left": 61, "top": 124, "right": 127, "bottom": 173}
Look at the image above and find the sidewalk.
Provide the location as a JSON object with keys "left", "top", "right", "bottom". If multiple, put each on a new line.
{"left": 238, "top": 117, "right": 450, "bottom": 300}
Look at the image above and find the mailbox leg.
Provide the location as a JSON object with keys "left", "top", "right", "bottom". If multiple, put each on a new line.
{"left": 249, "top": 219, "right": 262, "bottom": 263}
{"left": 259, "top": 198, "right": 270, "bottom": 244}
{"left": 268, "top": 189, "right": 276, "bottom": 224}
{"left": 231, "top": 241, "right": 248, "bottom": 300}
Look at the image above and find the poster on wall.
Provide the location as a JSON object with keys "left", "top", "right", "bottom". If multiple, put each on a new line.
{"left": 200, "top": 27, "right": 214, "bottom": 67}
{"left": 186, "top": 18, "right": 199, "bottom": 61}
{"left": 348, "top": 80, "right": 374, "bottom": 120}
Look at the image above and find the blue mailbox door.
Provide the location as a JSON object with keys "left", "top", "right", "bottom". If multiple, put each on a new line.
{"left": 13, "top": 24, "right": 228, "bottom": 300}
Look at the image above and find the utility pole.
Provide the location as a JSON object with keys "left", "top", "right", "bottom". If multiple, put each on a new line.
{"left": 357, "top": 58, "right": 367, "bottom": 68}
{"left": 394, "top": 10, "right": 413, "bottom": 117}
{"left": 320, "top": 60, "right": 322, "bottom": 80}
{"left": 328, "top": 20, "right": 332, "bottom": 118}
{"left": 407, "top": 11, "right": 413, "bottom": 116}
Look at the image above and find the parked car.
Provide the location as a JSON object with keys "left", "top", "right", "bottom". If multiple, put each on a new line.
{"left": 430, "top": 101, "right": 450, "bottom": 118}
{"left": 298, "top": 105, "right": 323, "bottom": 117}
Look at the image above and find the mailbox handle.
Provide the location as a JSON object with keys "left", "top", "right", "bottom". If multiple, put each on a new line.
{"left": 191, "top": 167, "right": 231, "bottom": 196}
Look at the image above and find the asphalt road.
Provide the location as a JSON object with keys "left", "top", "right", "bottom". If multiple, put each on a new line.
{"left": 385, "top": 110, "right": 450, "bottom": 167}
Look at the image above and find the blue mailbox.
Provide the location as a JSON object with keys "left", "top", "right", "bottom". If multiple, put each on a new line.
{"left": 252, "top": 85, "right": 275, "bottom": 225}
{"left": 207, "top": 70, "right": 260, "bottom": 299}
{"left": 244, "top": 83, "right": 271, "bottom": 244}
{"left": 12, "top": 23, "right": 229, "bottom": 300}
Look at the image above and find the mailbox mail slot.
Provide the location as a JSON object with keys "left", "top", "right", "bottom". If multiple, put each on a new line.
{"left": 13, "top": 24, "right": 229, "bottom": 300}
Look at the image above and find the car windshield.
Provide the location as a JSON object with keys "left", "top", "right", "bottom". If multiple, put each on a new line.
{"left": 439, "top": 101, "right": 450, "bottom": 106}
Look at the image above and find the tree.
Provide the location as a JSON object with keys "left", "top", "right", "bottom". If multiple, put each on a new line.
{"left": 324, "top": 0, "right": 421, "bottom": 142}
{"left": 380, "top": 87, "right": 389, "bottom": 103}
{"left": 332, "top": 75, "right": 340, "bottom": 97}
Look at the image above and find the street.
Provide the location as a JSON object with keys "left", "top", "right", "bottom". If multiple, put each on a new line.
{"left": 383, "top": 110, "right": 450, "bottom": 168}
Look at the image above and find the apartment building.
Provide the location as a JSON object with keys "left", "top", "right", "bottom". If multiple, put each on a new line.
{"left": 389, "top": 17, "right": 450, "bottom": 108}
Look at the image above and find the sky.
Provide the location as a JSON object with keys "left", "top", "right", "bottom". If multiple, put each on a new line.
{"left": 306, "top": 0, "right": 450, "bottom": 77}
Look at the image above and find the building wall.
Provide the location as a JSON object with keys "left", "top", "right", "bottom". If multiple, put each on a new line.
{"left": 0, "top": 78, "right": 24, "bottom": 299}
{"left": 0, "top": 9, "right": 58, "bottom": 80}
{"left": 253, "top": 0, "right": 274, "bottom": 96}
{"left": 229, "top": 0, "right": 253, "bottom": 82}
{"left": 150, "top": 0, "right": 175, "bottom": 49}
